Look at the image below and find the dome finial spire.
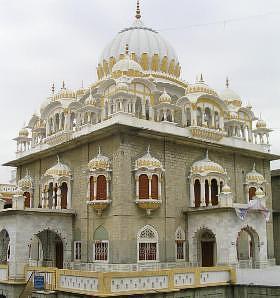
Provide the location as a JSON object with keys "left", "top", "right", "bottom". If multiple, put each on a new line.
{"left": 51, "top": 83, "right": 55, "bottom": 94}
{"left": 226, "top": 77, "right": 229, "bottom": 88}
{"left": 135, "top": 0, "right": 141, "bottom": 19}
{"left": 125, "top": 43, "right": 129, "bottom": 55}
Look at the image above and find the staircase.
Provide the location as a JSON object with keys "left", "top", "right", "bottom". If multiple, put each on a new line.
{"left": 19, "top": 272, "right": 33, "bottom": 298}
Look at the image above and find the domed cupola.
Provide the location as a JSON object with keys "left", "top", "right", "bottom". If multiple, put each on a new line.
{"left": 18, "top": 127, "right": 29, "bottom": 138}
{"left": 186, "top": 74, "right": 218, "bottom": 97}
{"left": 191, "top": 150, "right": 225, "bottom": 176}
{"left": 18, "top": 170, "right": 33, "bottom": 190}
{"left": 220, "top": 78, "right": 242, "bottom": 107}
{"left": 111, "top": 45, "right": 143, "bottom": 78}
{"left": 88, "top": 147, "right": 111, "bottom": 172}
{"left": 246, "top": 163, "right": 265, "bottom": 185}
{"left": 158, "top": 88, "right": 172, "bottom": 104}
{"left": 135, "top": 146, "right": 163, "bottom": 171}
{"left": 45, "top": 156, "right": 71, "bottom": 178}
{"left": 97, "top": 1, "right": 180, "bottom": 80}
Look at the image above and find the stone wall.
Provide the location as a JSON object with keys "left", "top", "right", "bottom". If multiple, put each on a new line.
{"left": 16, "top": 130, "right": 273, "bottom": 264}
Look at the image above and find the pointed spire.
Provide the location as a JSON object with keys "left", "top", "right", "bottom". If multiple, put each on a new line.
{"left": 205, "top": 149, "right": 209, "bottom": 160}
{"left": 51, "top": 83, "right": 55, "bottom": 94}
{"left": 147, "top": 144, "right": 151, "bottom": 155}
{"left": 62, "top": 80, "right": 66, "bottom": 90}
{"left": 200, "top": 73, "right": 204, "bottom": 82}
{"left": 57, "top": 155, "right": 60, "bottom": 164}
{"left": 135, "top": 0, "right": 141, "bottom": 19}
{"left": 125, "top": 43, "right": 129, "bottom": 55}
{"left": 252, "top": 162, "right": 256, "bottom": 172}
{"left": 81, "top": 80, "right": 84, "bottom": 89}
{"left": 98, "top": 145, "right": 101, "bottom": 155}
{"left": 226, "top": 77, "right": 229, "bottom": 88}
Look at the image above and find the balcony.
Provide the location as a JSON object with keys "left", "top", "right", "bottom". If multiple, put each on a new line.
{"left": 189, "top": 126, "right": 225, "bottom": 142}
{"left": 135, "top": 199, "right": 162, "bottom": 215}
{"left": 87, "top": 199, "right": 112, "bottom": 215}
{"left": 44, "top": 130, "right": 73, "bottom": 146}
{"left": 23, "top": 265, "right": 235, "bottom": 296}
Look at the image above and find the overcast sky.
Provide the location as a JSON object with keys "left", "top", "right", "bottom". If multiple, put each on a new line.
{"left": 0, "top": 0, "right": 280, "bottom": 183}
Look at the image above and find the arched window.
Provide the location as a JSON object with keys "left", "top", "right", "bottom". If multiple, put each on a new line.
{"left": 186, "top": 108, "right": 191, "bottom": 127}
{"left": 151, "top": 175, "right": 158, "bottom": 199}
{"left": 61, "top": 182, "right": 68, "bottom": 209}
{"left": 90, "top": 176, "right": 94, "bottom": 201}
{"left": 197, "top": 108, "right": 202, "bottom": 126}
{"left": 48, "top": 182, "right": 53, "bottom": 209}
{"left": 211, "top": 179, "right": 218, "bottom": 205}
{"left": 145, "top": 99, "right": 150, "bottom": 120}
{"left": 194, "top": 179, "right": 201, "bottom": 207}
{"left": 23, "top": 192, "right": 30, "bottom": 208}
{"left": 204, "top": 108, "right": 212, "bottom": 128}
{"left": 175, "top": 227, "right": 185, "bottom": 261}
{"left": 137, "top": 226, "right": 158, "bottom": 262}
{"left": 166, "top": 110, "right": 172, "bottom": 122}
{"left": 205, "top": 180, "right": 209, "bottom": 206}
{"left": 55, "top": 113, "right": 60, "bottom": 132}
{"left": 96, "top": 175, "right": 107, "bottom": 200}
{"left": 249, "top": 187, "right": 256, "bottom": 200}
{"left": 139, "top": 174, "right": 149, "bottom": 200}
{"left": 93, "top": 226, "right": 109, "bottom": 262}
{"left": 214, "top": 111, "right": 219, "bottom": 129}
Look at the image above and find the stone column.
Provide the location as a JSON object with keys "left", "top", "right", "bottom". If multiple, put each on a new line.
{"left": 67, "top": 183, "right": 71, "bottom": 209}
{"left": 93, "top": 177, "right": 97, "bottom": 200}
{"left": 201, "top": 180, "right": 206, "bottom": 207}
{"left": 158, "top": 176, "right": 162, "bottom": 199}
{"left": 106, "top": 178, "right": 110, "bottom": 200}
{"left": 148, "top": 176, "right": 152, "bottom": 199}
{"left": 190, "top": 180, "right": 195, "bottom": 207}
{"left": 56, "top": 186, "right": 61, "bottom": 209}
{"left": 136, "top": 176, "right": 139, "bottom": 199}
{"left": 208, "top": 182, "right": 212, "bottom": 206}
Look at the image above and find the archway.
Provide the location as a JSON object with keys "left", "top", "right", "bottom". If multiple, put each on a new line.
{"left": 36, "top": 230, "right": 64, "bottom": 269}
{"left": 0, "top": 230, "right": 10, "bottom": 264}
{"left": 236, "top": 226, "right": 260, "bottom": 268}
{"left": 195, "top": 228, "right": 216, "bottom": 267}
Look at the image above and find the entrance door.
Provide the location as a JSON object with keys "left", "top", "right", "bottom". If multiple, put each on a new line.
{"left": 201, "top": 241, "right": 214, "bottom": 267}
{"left": 55, "top": 241, "right": 63, "bottom": 269}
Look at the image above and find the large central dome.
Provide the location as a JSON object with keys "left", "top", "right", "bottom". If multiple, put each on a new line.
{"left": 97, "top": 2, "right": 181, "bottom": 79}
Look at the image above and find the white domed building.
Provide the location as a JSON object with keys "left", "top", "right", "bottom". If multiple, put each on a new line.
{"left": 0, "top": 2, "right": 279, "bottom": 297}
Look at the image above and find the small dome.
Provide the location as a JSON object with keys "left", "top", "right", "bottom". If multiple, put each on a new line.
{"left": 112, "top": 54, "right": 143, "bottom": 77}
{"left": 256, "top": 119, "right": 267, "bottom": 129}
{"left": 85, "top": 89, "right": 97, "bottom": 106}
{"left": 18, "top": 172, "right": 33, "bottom": 189}
{"left": 45, "top": 157, "right": 71, "bottom": 177}
{"left": 220, "top": 78, "right": 242, "bottom": 107}
{"left": 191, "top": 151, "right": 225, "bottom": 175}
{"left": 186, "top": 75, "right": 218, "bottom": 96}
{"left": 246, "top": 164, "right": 265, "bottom": 184}
{"left": 88, "top": 147, "right": 110, "bottom": 171}
{"left": 255, "top": 187, "right": 265, "bottom": 198}
{"left": 222, "top": 183, "right": 231, "bottom": 193}
{"left": 159, "top": 89, "right": 172, "bottom": 104}
{"left": 19, "top": 127, "right": 29, "bottom": 137}
{"left": 135, "top": 146, "right": 163, "bottom": 170}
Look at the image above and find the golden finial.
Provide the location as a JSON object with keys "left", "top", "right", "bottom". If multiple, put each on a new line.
{"left": 135, "top": 0, "right": 141, "bottom": 19}
{"left": 147, "top": 144, "right": 151, "bottom": 155}
{"left": 199, "top": 73, "right": 204, "bottom": 82}
{"left": 62, "top": 80, "right": 66, "bottom": 90}
{"left": 98, "top": 146, "right": 101, "bottom": 155}
{"left": 226, "top": 77, "right": 229, "bottom": 88}
{"left": 125, "top": 44, "right": 129, "bottom": 55}
{"left": 51, "top": 83, "right": 55, "bottom": 94}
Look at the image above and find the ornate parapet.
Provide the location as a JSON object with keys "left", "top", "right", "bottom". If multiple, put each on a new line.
{"left": 190, "top": 126, "right": 225, "bottom": 142}
{"left": 87, "top": 199, "right": 112, "bottom": 215}
{"left": 44, "top": 131, "right": 73, "bottom": 146}
{"left": 135, "top": 199, "right": 162, "bottom": 215}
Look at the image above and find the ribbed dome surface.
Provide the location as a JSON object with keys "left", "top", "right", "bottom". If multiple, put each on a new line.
{"left": 100, "top": 19, "right": 179, "bottom": 65}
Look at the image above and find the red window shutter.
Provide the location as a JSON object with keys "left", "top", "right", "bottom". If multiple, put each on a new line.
{"left": 60, "top": 182, "right": 68, "bottom": 209}
{"left": 23, "top": 192, "right": 30, "bottom": 208}
{"left": 194, "top": 180, "right": 201, "bottom": 207}
{"left": 97, "top": 175, "right": 107, "bottom": 200}
{"left": 249, "top": 187, "right": 256, "bottom": 200}
{"left": 151, "top": 175, "right": 158, "bottom": 199}
{"left": 139, "top": 175, "right": 149, "bottom": 200}
{"left": 90, "top": 176, "right": 94, "bottom": 200}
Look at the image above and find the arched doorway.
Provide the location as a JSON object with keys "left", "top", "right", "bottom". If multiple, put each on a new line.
{"left": 236, "top": 226, "right": 260, "bottom": 268}
{"left": 197, "top": 229, "right": 216, "bottom": 267}
{"left": 0, "top": 230, "right": 10, "bottom": 264}
{"left": 36, "top": 230, "right": 64, "bottom": 269}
